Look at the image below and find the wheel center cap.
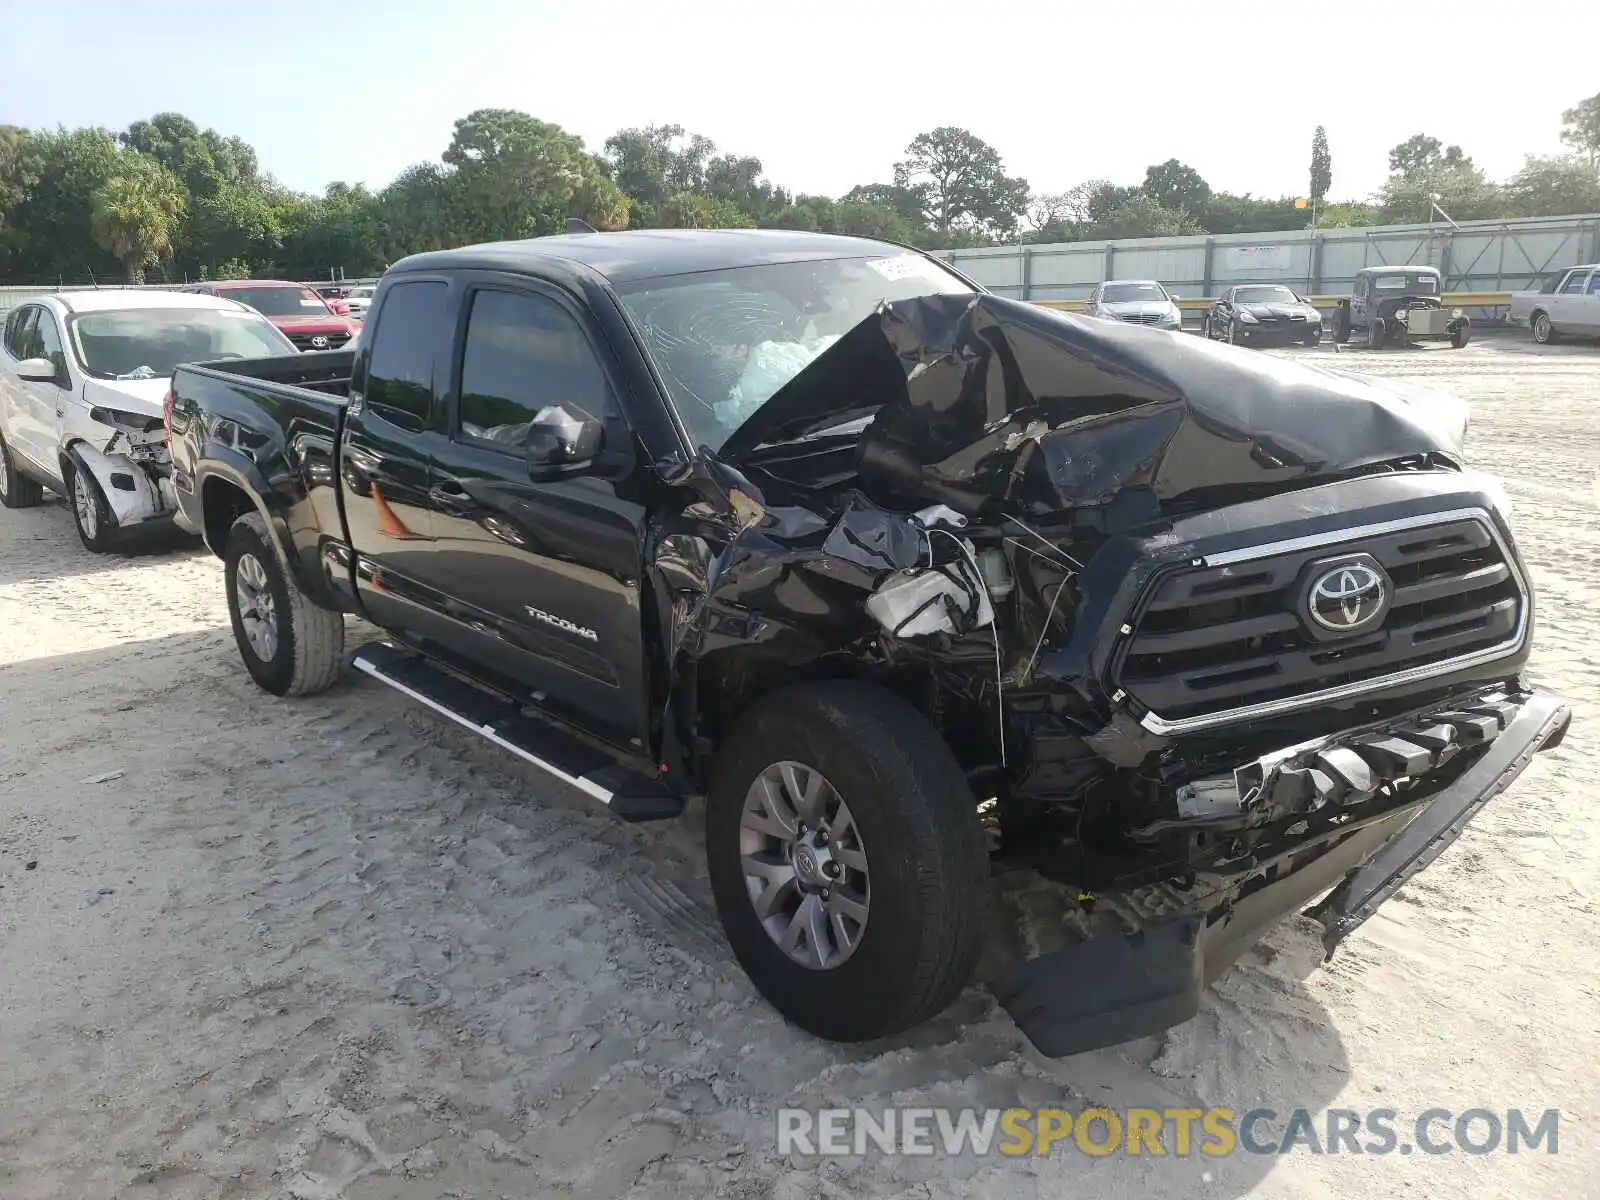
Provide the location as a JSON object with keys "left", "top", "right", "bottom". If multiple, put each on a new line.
{"left": 790, "top": 833, "right": 834, "bottom": 889}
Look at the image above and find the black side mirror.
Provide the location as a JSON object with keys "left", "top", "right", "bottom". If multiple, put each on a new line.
{"left": 525, "top": 405, "right": 604, "bottom": 480}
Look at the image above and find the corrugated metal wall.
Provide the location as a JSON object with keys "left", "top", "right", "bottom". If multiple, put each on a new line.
{"left": 937, "top": 213, "right": 1600, "bottom": 300}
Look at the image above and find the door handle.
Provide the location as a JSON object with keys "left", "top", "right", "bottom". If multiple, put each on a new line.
{"left": 429, "top": 483, "right": 477, "bottom": 512}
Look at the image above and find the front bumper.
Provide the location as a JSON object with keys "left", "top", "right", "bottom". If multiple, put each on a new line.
{"left": 993, "top": 684, "right": 1572, "bottom": 1057}
{"left": 73, "top": 442, "right": 178, "bottom": 529}
{"left": 1238, "top": 321, "right": 1319, "bottom": 343}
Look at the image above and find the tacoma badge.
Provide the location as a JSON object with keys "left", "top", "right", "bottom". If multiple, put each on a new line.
{"left": 525, "top": 605, "right": 599, "bottom": 642}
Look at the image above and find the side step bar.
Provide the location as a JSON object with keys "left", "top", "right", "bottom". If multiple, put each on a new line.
{"left": 351, "top": 642, "right": 684, "bottom": 822}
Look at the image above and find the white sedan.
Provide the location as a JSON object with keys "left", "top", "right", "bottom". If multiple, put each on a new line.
{"left": 0, "top": 289, "right": 296, "bottom": 552}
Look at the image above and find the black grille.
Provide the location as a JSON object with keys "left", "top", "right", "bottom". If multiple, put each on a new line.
{"left": 288, "top": 330, "right": 351, "bottom": 351}
{"left": 1117, "top": 516, "right": 1525, "bottom": 722}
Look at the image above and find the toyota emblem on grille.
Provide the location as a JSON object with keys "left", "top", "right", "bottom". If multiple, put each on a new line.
{"left": 1307, "top": 563, "right": 1387, "bottom": 632}
{"left": 310, "top": 335, "right": 329, "bottom": 349}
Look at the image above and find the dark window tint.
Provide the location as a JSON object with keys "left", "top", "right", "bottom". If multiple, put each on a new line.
{"left": 6, "top": 307, "right": 39, "bottom": 359}
{"left": 457, "top": 289, "right": 617, "bottom": 449}
{"left": 365, "top": 281, "right": 448, "bottom": 426}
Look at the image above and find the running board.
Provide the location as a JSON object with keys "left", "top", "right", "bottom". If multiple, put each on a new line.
{"left": 350, "top": 642, "right": 684, "bottom": 822}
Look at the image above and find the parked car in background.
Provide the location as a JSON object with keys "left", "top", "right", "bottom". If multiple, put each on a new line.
{"left": 1508, "top": 264, "right": 1600, "bottom": 344}
{"left": 1332, "top": 266, "right": 1470, "bottom": 350}
{"left": 1085, "top": 279, "right": 1183, "bottom": 330}
{"left": 181, "top": 280, "right": 360, "bottom": 351}
{"left": 1202, "top": 284, "right": 1322, "bottom": 346}
{"left": 167, "top": 228, "right": 1569, "bottom": 1059}
{"left": 343, "top": 284, "right": 376, "bottom": 317}
{"left": 0, "top": 290, "right": 295, "bottom": 550}
{"left": 310, "top": 282, "right": 354, "bottom": 316}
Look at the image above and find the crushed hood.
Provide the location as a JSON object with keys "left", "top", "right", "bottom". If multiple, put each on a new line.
{"left": 718, "top": 294, "right": 1467, "bottom": 519}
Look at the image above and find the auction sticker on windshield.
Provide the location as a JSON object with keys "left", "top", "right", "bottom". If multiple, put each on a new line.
{"left": 865, "top": 254, "right": 943, "bottom": 282}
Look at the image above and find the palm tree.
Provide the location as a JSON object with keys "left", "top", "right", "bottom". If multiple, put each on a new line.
{"left": 90, "top": 153, "right": 186, "bottom": 282}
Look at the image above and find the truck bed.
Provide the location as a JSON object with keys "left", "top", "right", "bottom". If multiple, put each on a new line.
{"left": 189, "top": 348, "right": 356, "bottom": 398}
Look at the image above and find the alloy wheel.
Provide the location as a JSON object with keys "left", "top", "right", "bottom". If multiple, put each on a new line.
{"left": 235, "top": 552, "right": 280, "bottom": 662}
{"left": 738, "top": 760, "right": 870, "bottom": 970}
{"left": 72, "top": 470, "right": 98, "bottom": 539}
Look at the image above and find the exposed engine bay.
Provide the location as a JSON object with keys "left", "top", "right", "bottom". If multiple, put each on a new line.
{"left": 656, "top": 293, "right": 1533, "bottom": 903}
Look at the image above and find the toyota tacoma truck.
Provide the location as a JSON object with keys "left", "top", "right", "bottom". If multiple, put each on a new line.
{"left": 167, "top": 229, "right": 1572, "bottom": 1056}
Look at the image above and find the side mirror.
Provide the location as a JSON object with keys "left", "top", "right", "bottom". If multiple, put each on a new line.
{"left": 16, "top": 357, "right": 61, "bottom": 384}
{"left": 524, "top": 404, "right": 604, "bottom": 480}
{"left": 1169, "top": 293, "right": 1181, "bottom": 300}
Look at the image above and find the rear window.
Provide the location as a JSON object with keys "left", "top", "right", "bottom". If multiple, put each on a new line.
{"left": 363, "top": 281, "right": 449, "bottom": 427}
{"left": 222, "top": 286, "right": 333, "bottom": 317}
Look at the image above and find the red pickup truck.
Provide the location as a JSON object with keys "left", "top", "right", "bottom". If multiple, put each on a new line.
{"left": 181, "top": 280, "right": 360, "bottom": 352}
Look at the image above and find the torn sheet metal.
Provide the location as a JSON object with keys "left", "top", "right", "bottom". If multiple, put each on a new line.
{"left": 719, "top": 293, "right": 1469, "bottom": 522}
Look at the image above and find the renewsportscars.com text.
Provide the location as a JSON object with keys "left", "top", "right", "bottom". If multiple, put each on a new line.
{"left": 776, "top": 1107, "right": 1560, "bottom": 1158}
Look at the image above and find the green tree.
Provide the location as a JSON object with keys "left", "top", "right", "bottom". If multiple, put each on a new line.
{"left": 90, "top": 152, "right": 186, "bottom": 281}
{"left": 892, "top": 127, "right": 1029, "bottom": 236}
{"left": 7, "top": 127, "right": 124, "bottom": 280}
{"left": 1504, "top": 155, "right": 1600, "bottom": 218}
{"left": 1561, "top": 93, "right": 1600, "bottom": 170}
{"left": 1309, "top": 126, "right": 1332, "bottom": 203}
{"left": 1387, "top": 134, "right": 1473, "bottom": 178}
{"left": 1092, "top": 194, "right": 1199, "bottom": 240}
{"left": 657, "top": 191, "right": 753, "bottom": 229}
{"left": 1141, "top": 159, "right": 1211, "bottom": 216}
{"left": 442, "top": 109, "right": 622, "bottom": 244}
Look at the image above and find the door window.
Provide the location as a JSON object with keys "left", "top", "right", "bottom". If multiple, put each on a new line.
{"left": 5, "top": 306, "right": 39, "bottom": 360}
{"left": 455, "top": 288, "right": 620, "bottom": 450}
{"left": 364, "top": 280, "right": 448, "bottom": 428}
{"left": 1559, "top": 271, "right": 1589, "bottom": 295}
{"left": 31, "top": 310, "right": 67, "bottom": 378}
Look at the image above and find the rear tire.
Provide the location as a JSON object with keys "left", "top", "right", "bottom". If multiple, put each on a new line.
{"left": 65, "top": 454, "right": 119, "bottom": 553}
{"left": 705, "top": 680, "right": 990, "bottom": 1043}
{"left": 224, "top": 511, "right": 345, "bottom": 696}
{"left": 0, "top": 432, "right": 44, "bottom": 509}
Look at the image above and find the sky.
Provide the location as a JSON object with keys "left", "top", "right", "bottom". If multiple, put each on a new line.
{"left": 0, "top": 0, "right": 1591, "bottom": 207}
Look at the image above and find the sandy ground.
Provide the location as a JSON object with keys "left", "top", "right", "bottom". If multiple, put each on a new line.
{"left": 0, "top": 337, "right": 1596, "bottom": 1200}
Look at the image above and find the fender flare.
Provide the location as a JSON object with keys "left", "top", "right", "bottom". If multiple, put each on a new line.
{"left": 196, "top": 449, "right": 334, "bottom": 608}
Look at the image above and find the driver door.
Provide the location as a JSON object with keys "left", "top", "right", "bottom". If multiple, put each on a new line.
{"left": 415, "top": 278, "right": 651, "bottom": 747}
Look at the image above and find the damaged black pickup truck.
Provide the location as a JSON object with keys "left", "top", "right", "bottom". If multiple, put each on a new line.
{"left": 168, "top": 230, "right": 1572, "bottom": 1057}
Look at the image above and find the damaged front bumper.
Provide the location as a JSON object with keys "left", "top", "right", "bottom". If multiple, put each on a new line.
{"left": 74, "top": 441, "right": 179, "bottom": 531}
{"left": 993, "top": 683, "right": 1572, "bottom": 1058}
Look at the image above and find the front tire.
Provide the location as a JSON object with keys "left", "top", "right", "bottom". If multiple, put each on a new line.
{"left": 1531, "top": 311, "right": 1557, "bottom": 344}
{"left": 224, "top": 511, "right": 345, "bottom": 696}
{"left": 65, "top": 455, "right": 118, "bottom": 552}
{"left": 706, "top": 681, "right": 990, "bottom": 1043}
{"left": 1450, "top": 323, "right": 1471, "bottom": 349}
{"left": 1366, "top": 319, "right": 1386, "bottom": 350}
{"left": 0, "top": 431, "right": 44, "bottom": 509}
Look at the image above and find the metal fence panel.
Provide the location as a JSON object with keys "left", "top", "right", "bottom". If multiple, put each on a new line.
{"left": 936, "top": 213, "right": 1600, "bottom": 303}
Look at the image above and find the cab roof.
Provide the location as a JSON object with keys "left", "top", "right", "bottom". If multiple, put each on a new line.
{"left": 390, "top": 228, "right": 922, "bottom": 284}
